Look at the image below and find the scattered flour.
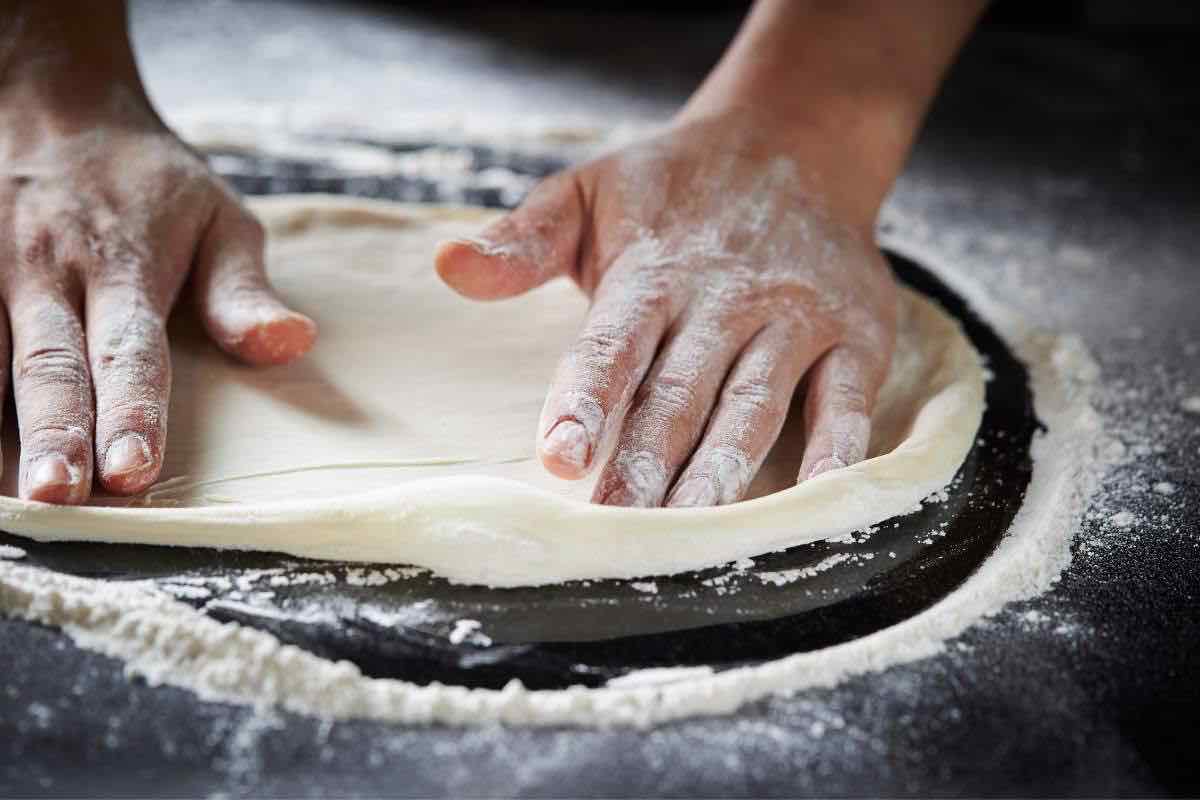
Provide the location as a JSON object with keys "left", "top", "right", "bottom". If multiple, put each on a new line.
{"left": 1019, "top": 609, "right": 1050, "bottom": 626}
{"left": 756, "top": 554, "right": 854, "bottom": 587}
{"left": 606, "top": 666, "right": 715, "bottom": 689}
{"left": 268, "top": 572, "right": 335, "bottom": 588}
{"left": 630, "top": 581, "right": 659, "bottom": 594}
{"left": 1152, "top": 481, "right": 1177, "bottom": 496}
{"left": 448, "top": 619, "right": 491, "bottom": 647}
{"left": 0, "top": 545, "right": 26, "bottom": 560}
{"left": 344, "top": 567, "right": 425, "bottom": 587}
{"left": 0, "top": 234, "right": 1110, "bottom": 728}
{"left": 1108, "top": 510, "right": 1137, "bottom": 528}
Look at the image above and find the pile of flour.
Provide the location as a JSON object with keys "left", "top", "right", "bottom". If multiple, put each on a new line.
{"left": 0, "top": 232, "right": 1111, "bottom": 728}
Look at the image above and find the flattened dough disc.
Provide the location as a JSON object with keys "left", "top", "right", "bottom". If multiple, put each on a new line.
{"left": 0, "top": 195, "right": 985, "bottom": 586}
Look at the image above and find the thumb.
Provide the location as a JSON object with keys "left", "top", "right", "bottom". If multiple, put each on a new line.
{"left": 193, "top": 202, "right": 318, "bottom": 366}
{"left": 435, "top": 170, "right": 586, "bottom": 301}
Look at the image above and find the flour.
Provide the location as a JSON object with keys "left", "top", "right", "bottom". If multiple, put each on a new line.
{"left": 0, "top": 233, "right": 1108, "bottom": 727}
{"left": 0, "top": 545, "right": 26, "bottom": 560}
{"left": 448, "top": 619, "right": 489, "bottom": 646}
{"left": 756, "top": 553, "right": 855, "bottom": 587}
{"left": 344, "top": 566, "right": 426, "bottom": 586}
{"left": 1108, "top": 510, "right": 1137, "bottom": 528}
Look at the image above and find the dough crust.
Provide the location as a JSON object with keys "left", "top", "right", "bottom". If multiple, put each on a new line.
{"left": 0, "top": 196, "right": 985, "bottom": 586}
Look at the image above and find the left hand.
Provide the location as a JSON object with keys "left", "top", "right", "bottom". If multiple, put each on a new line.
{"left": 436, "top": 116, "right": 897, "bottom": 507}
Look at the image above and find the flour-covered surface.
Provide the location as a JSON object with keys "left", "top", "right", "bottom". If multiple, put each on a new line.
{"left": 2, "top": 2, "right": 1198, "bottom": 797}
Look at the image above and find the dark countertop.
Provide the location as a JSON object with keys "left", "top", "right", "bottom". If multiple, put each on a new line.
{"left": 2, "top": 3, "right": 1198, "bottom": 796}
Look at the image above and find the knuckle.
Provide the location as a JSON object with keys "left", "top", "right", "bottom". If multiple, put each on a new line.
{"left": 572, "top": 323, "right": 633, "bottom": 366}
{"left": 634, "top": 266, "right": 682, "bottom": 301}
{"left": 644, "top": 370, "right": 697, "bottom": 413}
{"left": 232, "top": 209, "right": 267, "bottom": 246}
{"left": 95, "top": 344, "right": 166, "bottom": 382}
{"left": 24, "top": 422, "right": 90, "bottom": 447}
{"left": 19, "top": 228, "right": 55, "bottom": 268}
{"left": 92, "top": 235, "right": 153, "bottom": 279}
{"left": 725, "top": 376, "right": 782, "bottom": 416}
{"left": 93, "top": 321, "right": 168, "bottom": 383}
{"left": 17, "top": 346, "right": 89, "bottom": 388}
{"left": 830, "top": 380, "right": 869, "bottom": 413}
{"left": 99, "top": 395, "right": 165, "bottom": 428}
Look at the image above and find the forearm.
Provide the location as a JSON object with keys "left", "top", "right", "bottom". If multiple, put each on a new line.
{"left": 678, "top": 0, "right": 986, "bottom": 219}
{"left": 1, "top": 0, "right": 141, "bottom": 103}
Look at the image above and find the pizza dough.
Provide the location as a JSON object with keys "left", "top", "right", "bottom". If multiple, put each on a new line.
{"left": 0, "top": 196, "right": 985, "bottom": 587}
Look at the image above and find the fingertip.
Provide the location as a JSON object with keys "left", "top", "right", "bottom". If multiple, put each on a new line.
{"left": 802, "top": 456, "right": 847, "bottom": 482}
{"left": 435, "top": 238, "right": 524, "bottom": 301}
{"left": 99, "top": 433, "right": 161, "bottom": 495}
{"left": 232, "top": 310, "right": 318, "bottom": 366}
{"left": 22, "top": 455, "right": 88, "bottom": 505}
{"left": 666, "top": 476, "right": 718, "bottom": 508}
{"left": 590, "top": 451, "right": 667, "bottom": 508}
{"left": 538, "top": 419, "right": 592, "bottom": 479}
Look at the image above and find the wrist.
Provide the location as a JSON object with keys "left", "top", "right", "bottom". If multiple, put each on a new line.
{"left": 0, "top": 0, "right": 149, "bottom": 119}
{"left": 673, "top": 96, "right": 911, "bottom": 225}
{"left": 676, "top": 0, "right": 987, "bottom": 221}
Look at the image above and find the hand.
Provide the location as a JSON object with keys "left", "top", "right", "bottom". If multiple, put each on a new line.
{"left": 0, "top": 60, "right": 315, "bottom": 504}
{"left": 436, "top": 116, "right": 898, "bottom": 507}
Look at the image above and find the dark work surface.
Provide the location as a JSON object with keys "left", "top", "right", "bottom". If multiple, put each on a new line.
{"left": 3, "top": 3, "right": 1200, "bottom": 797}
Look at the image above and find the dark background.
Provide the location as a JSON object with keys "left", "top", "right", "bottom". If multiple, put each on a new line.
{"left": 1, "top": 1, "right": 1199, "bottom": 796}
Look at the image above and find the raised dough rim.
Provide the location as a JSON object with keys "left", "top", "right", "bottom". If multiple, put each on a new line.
{"left": 0, "top": 196, "right": 986, "bottom": 587}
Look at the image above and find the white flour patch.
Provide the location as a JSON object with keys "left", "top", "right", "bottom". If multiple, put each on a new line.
{"left": 448, "top": 619, "right": 491, "bottom": 647}
{"left": 0, "top": 545, "right": 26, "bottom": 560}
{"left": 1109, "top": 510, "right": 1137, "bottom": 528}
{"left": 756, "top": 554, "right": 854, "bottom": 587}
{"left": 344, "top": 566, "right": 426, "bottom": 587}
{"left": 606, "top": 666, "right": 715, "bottom": 688}
{"left": 159, "top": 583, "right": 213, "bottom": 600}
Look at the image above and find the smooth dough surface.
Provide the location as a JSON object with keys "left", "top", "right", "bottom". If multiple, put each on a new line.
{"left": 0, "top": 196, "right": 985, "bottom": 586}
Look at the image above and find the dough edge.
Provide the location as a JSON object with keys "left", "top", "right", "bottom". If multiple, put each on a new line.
{"left": 0, "top": 195, "right": 986, "bottom": 587}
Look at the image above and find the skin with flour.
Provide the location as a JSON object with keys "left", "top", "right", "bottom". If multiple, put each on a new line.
{"left": 0, "top": 0, "right": 985, "bottom": 507}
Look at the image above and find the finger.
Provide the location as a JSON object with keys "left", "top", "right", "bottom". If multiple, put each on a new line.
{"left": 666, "top": 325, "right": 819, "bottom": 507}
{"left": 537, "top": 260, "right": 683, "bottom": 480}
{"left": 435, "top": 170, "right": 586, "bottom": 300}
{"left": 86, "top": 282, "right": 170, "bottom": 495}
{"left": 9, "top": 291, "right": 94, "bottom": 504}
{"left": 591, "top": 317, "right": 754, "bottom": 507}
{"left": 797, "top": 344, "right": 887, "bottom": 482}
{"left": 193, "top": 203, "right": 317, "bottom": 366}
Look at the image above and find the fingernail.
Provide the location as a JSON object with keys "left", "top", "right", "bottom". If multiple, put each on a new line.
{"left": 668, "top": 477, "right": 719, "bottom": 508}
{"left": 542, "top": 419, "right": 591, "bottom": 471}
{"left": 105, "top": 433, "right": 151, "bottom": 478}
{"left": 807, "top": 456, "right": 847, "bottom": 480}
{"left": 24, "top": 455, "right": 78, "bottom": 503}
{"left": 456, "top": 236, "right": 509, "bottom": 259}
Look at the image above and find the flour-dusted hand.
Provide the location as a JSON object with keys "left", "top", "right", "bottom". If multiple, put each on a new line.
{"left": 0, "top": 1, "right": 315, "bottom": 503}
{"left": 437, "top": 118, "right": 897, "bottom": 506}
{"left": 436, "top": 0, "right": 986, "bottom": 507}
